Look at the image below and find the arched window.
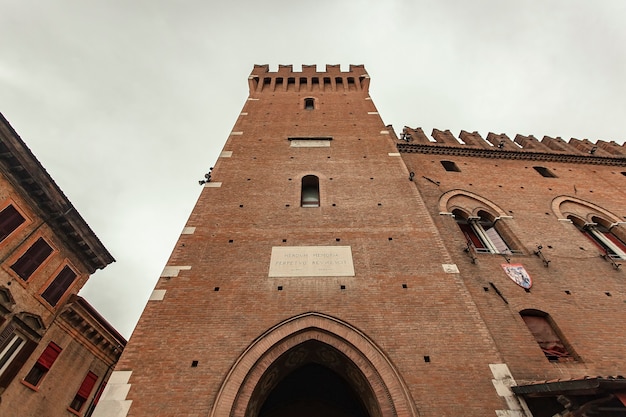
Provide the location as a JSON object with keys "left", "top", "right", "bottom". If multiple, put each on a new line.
{"left": 453, "top": 209, "right": 511, "bottom": 254}
{"left": 304, "top": 98, "right": 315, "bottom": 110}
{"left": 301, "top": 175, "right": 320, "bottom": 207}
{"left": 520, "top": 310, "right": 574, "bottom": 362}
{"left": 569, "top": 215, "right": 626, "bottom": 259}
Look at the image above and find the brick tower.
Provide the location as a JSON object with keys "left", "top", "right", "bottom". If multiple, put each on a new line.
{"left": 94, "top": 65, "right": 626, "bottom": 417}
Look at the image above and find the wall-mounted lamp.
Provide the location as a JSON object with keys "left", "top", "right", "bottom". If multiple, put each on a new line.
{"left": 198, "top": 167, "right": 214, "bottom": 185}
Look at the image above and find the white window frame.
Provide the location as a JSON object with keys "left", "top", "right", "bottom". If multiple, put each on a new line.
{"left": 468, "top": 217, "right": 511, "bottom": 254}
{"left": 0, "top": 332, "right": 26, "bottom": 376}
{"left": 584, "top": 223, "right": 626, "bottom": 260}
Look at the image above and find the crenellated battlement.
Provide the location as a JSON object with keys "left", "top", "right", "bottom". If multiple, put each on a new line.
{"left": 398, "top": 126, "right": 626, "bottom": 165}
{"left": 248, "top": 64, "right": 370, "bottom": 94}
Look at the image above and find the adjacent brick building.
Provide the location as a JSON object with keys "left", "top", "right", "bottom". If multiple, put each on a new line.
{"left": 95, "top": 65, "right": 626, "bottom": 417}
{"left": 0, "top": 114, "right": 125, "bottom": 416}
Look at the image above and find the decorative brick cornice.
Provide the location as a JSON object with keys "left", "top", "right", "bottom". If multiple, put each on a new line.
{"left": 397, "top": 143, "right": 626, "bottom": 166}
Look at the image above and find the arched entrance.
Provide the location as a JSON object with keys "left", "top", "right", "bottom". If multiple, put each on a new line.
{"left": 209, "top": 312, "right": 419, "bottom": 417}
{"left": 253, "top": 341, "right": 371, "bottom": 417}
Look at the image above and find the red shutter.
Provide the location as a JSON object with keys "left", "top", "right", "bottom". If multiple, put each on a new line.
{"left": 458, "top": 222, "right": 485, "bottom": 249}
{"left": 37, "top": 342, "right": 62, "bottom": 369}
{"left": 604, "top": 231, "right": 626, "bottom": 253}
{"left": 77, "top": 371, "right": 98, "bottom": 398}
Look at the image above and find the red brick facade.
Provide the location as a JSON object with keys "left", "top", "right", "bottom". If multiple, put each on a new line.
{"left": 97, "top": 65, "right": 626, "bottom": 417}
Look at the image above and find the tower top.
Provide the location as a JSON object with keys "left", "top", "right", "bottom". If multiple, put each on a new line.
{"left": 248, "top": 64, "right": 370, "bottom": 94}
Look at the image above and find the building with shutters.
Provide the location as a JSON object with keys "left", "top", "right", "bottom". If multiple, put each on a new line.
{"left": 0, "top": 114, "right": 125, "bottom": 416}
{"left": 95, "top": 65, "right": 626, "bottom": 417}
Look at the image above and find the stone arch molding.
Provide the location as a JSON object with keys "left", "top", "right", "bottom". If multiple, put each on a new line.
{"left": 439, "top": 189, "right": 509, "bottom": 218}
{"left": 552, "top": 195, "right": 623, "bottom": 224}
{"left": 209, "top": 312, "right": 419, "bottom": 417}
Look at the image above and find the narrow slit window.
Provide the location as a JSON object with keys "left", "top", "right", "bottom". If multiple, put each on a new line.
{"left": 0, "top": 205, "right": 26, "bottom": 242}
{"left": 41, "top": 265, "right": 77, "bottom": 307}
{"left": 301, "top": 175, "right": 320, "bottom": 208}
{"left": 304, "top": 98, "right": 315, "bottom": 110}
{"left": 520, "top": 310, "right": 574, "bottom": 362}
{"left": 11, "top": 237, "right": 53, "bottom": 280}
{"left": 441, "top": 160, "right": 461, "bottom": 172}
{"left": 533, "top": 166, "right": 557, "bottom": 178}
{"left": 23, "top": 342, "right": 62, "bottom": 387}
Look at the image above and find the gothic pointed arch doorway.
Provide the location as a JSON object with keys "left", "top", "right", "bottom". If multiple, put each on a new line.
{"left": 252, "top": 340, "right": 372, "bottom": 417}
{"left": 210, "top": 312, "right": 419, "bottom": 417}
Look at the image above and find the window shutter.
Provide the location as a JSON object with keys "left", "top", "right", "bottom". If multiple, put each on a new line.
{"left": 11, "top": 238, "right": 53, "bottom": 280}
{"left": 41, "top": 266, "right": 77, "bottom": 306}
{"left": 0, "top": 205, "right": 25, "bottom": 242}
{"left": 37, "top": 342, "right": 62, "bottom": 369}
{"left": 604, "top": 231, "right": 626, "bottom": 253}
{"left": 458, "top": 223, "right": 485, "bottom": 249}
{"left": 77, "top": 371, "right": 98, "bottom": 398}
{"left": 484, "top": 227, "right": 509, "bottom": 253}
{"left": 0, "top": 338, "right": 36, "bottom": 389}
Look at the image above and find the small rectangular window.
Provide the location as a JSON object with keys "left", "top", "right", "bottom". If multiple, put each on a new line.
{"left": 533, "top": 166, "right": 557, "bottom": 178}
{"left": 41, "top": 265, "right": 77, "bottom": 306}
{"left": 0, "top": 205, "right": 26, "bottom": 242}
{"left": 441, "top": 161, "right": 460, "bottom": 172}
{"left": 23, "top": 342, "right": 62, "bottom": 387}
{"left": 11, "top": 237, "right": 54, "bottom": 280}
{"left": 69, "top": 371, "right": 98, "bottom": 412}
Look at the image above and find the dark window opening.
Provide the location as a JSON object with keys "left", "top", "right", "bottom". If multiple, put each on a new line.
{"left": 520, "top": 310, "right": 574, "bottom": 362}
{"left": 453, "top": 210, "right": 511, "bottom": 254}
{"left": 69, "top": 371, "right": 98, "bottom": 412}
{"left": 41, "top": 265, "right": 77, "bottom": 306}
{"left": 304, "top": 98, "right": 315, "bottom": 110}
{"left": 23, "top": 342, "right": 62, "bottom": 387}
{"left": 441, "top": 160, "right": 461, "bottom": 172}
{"left": 533, "top": 166, "right": 557, "bottom": 178}
{"left": 335, "top": 77, "right": 343, "bottom": 86}
{"left": 11, "top": 237, "right": 53, "bottom": 280}
{"left": 301, "top": 175, "right": 320, "bottom": 208}
{"left": 0, "top": 323, "right": 37, "bottom": 389}
{"left": 0, "top": 205, "right": 26, "bottom": 242}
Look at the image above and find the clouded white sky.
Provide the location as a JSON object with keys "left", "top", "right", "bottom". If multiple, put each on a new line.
{"left": 1, "top": 0, "right": 625, "bottom": 337}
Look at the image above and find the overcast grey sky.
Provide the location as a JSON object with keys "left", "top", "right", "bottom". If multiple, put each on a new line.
{"left": 1, "top": 1, "right": 625, "bottom": 338}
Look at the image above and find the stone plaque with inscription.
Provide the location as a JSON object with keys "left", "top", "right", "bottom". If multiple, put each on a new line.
{"left": 269, "top": 246, "right": 355, "bottom": 277}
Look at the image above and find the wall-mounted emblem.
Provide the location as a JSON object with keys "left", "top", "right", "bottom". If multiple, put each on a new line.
{"left": 501, "top": 264, "right": 532, "bottom": 289}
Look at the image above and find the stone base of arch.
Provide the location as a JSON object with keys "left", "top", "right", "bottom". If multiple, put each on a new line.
{"left": 210, "top": 312, "right": 419, "bottom": 417}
